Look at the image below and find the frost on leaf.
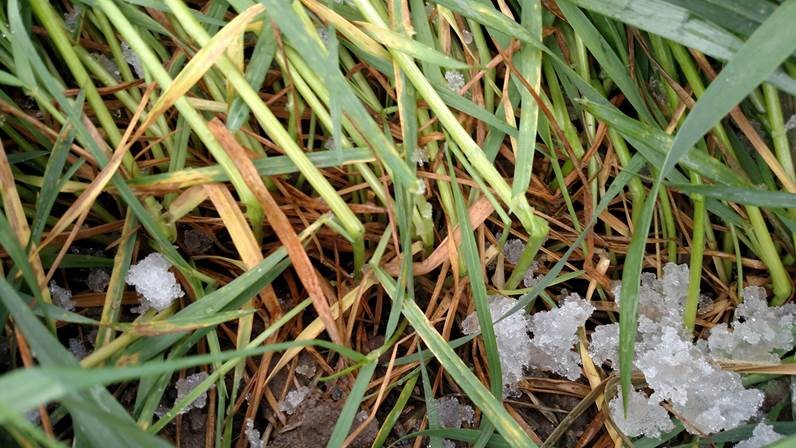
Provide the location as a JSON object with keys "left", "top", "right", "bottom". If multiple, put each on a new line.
{"left": 609, "top": 389, "right": 673, "bottom": 438}
{"left": 444, "top": 70, "right": 465, "bottom": 92}
{"left": 708, "top": 286, "right": 795, "bottom": 363}
{"left": 461, "top": 296, "right": 531, "bottom": 386}
{"left": 92, "top": 53, "right": 120, "bottom": 82}
{"left": 278, "top": 386, "right": 310, "bottom": 415}
{"left": 49, "top": 281, "right": 75, "bottom": 311}
{"left": 244, "top": 418, "right": 264, "bottom": 448}
{"left": 126, "top": 253, "right": 184, "bottom": 312}
{"left": 175, "top": 372, "right": 209, "bottom": 414}
{"left": 735, "top": 423, "right": 785, "bottom": 448}
{"left": 434, "top": 396, "right": 474, "bottom": 429}
{"left": 63, "top": 5, "right": 83, "bottom": 33}
{"left": 527, "top": 294, "right": 594, "bottom": 380}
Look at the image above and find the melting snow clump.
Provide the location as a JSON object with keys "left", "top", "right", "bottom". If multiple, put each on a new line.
{"left": 50, "top": 281, "right": 75, "bottom": 311}
{"left": 121, "top": 42, "right": 145, "bottom": 78}
{"left": 526, "top": 293, "right": 594, "bottom": 380}
{"left": 175, "top": 372, "right": 209, "bottom": 414}
{"left": 708, "top": 286, "right": 795, "bottom": 363}
{"left": 445, "top": 70, "right": 465, "bottom": 92}
{"left": 87, "top": 269, "right": 110, "bottom": 293}
{"left": 735, "top": 423, "right": 784, "bottom": 448}
{"left": 434, "top": 396, "right": 474, "bottom": 429}
{"left": 462, "top": 293, "right": 593, "bottom": 386}
{"left": 244, "top": 418, "right": 264, "bottom": 448}
{"left": 462, "top": 296, "right": 532, "bottom": 386}
{"left": 590, "top": 264, "right": 769, "bottom": 436}
{"left": 279, "top": 386, "right": 310, "bottom": 415}
{"left": 609, "top": 389, "right": 673, "bottom": 438}
{"left": 501, "top": 238, "right": 525, "bottom": 264}
{"left": 589, "top": 322, "right": 618, "bottom": 366}
{"left": 126, "top": 253, "right": 184, "bottom": 312}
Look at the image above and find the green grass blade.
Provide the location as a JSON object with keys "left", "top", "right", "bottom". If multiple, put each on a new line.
{"left": 617, "top": 0, "right": 796, "bottom": 409}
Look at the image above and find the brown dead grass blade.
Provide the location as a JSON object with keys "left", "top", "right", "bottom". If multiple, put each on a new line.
{"left": 207, "top": 118, "right": 342, "bottom": 345}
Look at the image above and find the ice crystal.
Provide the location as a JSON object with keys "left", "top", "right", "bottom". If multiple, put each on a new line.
{"left": 296, "top": 354, "right": 316, "bottom": 378}
{"left": 609, "top": 389, "right": 673, "bottom": 438}
{"left": 92, "top": 53, "right": 120, "bottom": 82}
{"left": 735, "top": 423, "right": 784, "bottom": 448}
{"left": 708, "top": 286, "right": 795, "bottom": 363}
{"left": 279, "top": 386, "right": 310, "bottom": 415}
{"left": 121, "top": 42, "right": 145, "bottom": 78}
{"left": 126, "top": 253, "right": 184, "bottom": 312}
{"left": 63, "top": 5, "right": 83, "bottom": 33}
{"left": 462, "top": 296, "right": 532, "bottom": 386}
{"left": 522, "top": 261, "right": 541, "bottom": 288}
{"left": 589, "top": 322, "right": 619, "bottom": 366}
{"left": 502, "top": 238, "right": 525, "bottom": 264}
{"left": 597, "top": 264, "right": 767, "bottom": 435}
{"left": 244, "top": 418, "right": 264, "bottom": 448}
{"left": 785, "top": 114, "right": 796, "bottom": 131}
{"left": 411, "top": 147, "right": 429, "bottom": 167}
{"left": 49, "top": 281, "right": 75, "bottom": 311}
{"left": 175, "top": 372, "right": 209, "bottom": 414}
{"left": 68, "top": 338, "right": 88, "bottom": 360}
{"left": 444, "top": 70, "right": 465, "bottom": 91}
{"left": 526, "top": 293, "right": 594, "bottom": 380}
{"left": 434, "top": 396, "right": 474, "bottom": 429}
{"left": 87, "top": 269, "right": 110, "bottom": 293}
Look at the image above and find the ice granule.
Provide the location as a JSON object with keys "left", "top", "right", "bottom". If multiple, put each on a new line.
{"left": 442, "top": 440, "right": 456, "bottom": 448}
{"left": 278, "top": 386, "right": 310, "bottom": 415}
{"left": 296, "top": 355, "right": 316, "bottom": 378}
{"left": 608, "top": 389, "right": 673, "bottom": 438}
{"left": 461, "top": 296, "right": 531, "bottom": 386}
{"left": 461, "top": 30, "right": 473, "bottom": 44}
{"left": 244, "top": 418, "right": 264, "bottom": 448}
{"left": 589, "top": 322, "right": 619, "bottom": 366}
{"left": 444, "top": 70, "right": 465, "bottom": 92}
{"left": 63, "top": 5, "right": 83, "bottom": 33}
{"left": 68, "top": 338, "right": 88, "bottom": 360}
{"left": 87, "top": 269, "right": 110, "bottom": 293}
{"left": 121, "top": 42, "right": 145, "bottom": 78}
{"left": 92, "top": 53, "right": 121, "bottom": 82}
{"left": 522, "top": 261, "right": 541, "bottom": 288}
{"left": 434, "top": 396, "right": 474, "bottom": 429}
{"left": 175, "top": 372, "right": 209, "bottom": 414}
{"left": 614, "top": 263, "right": 690, "bottom": 330}
{"left": 708, "top": 286, "right": 795, "bottom": 363}
{"left": 126, "top": 253, "right": 184, "bottom": 312}
{"left": 49, "top": 281, "right": 75, "bottom": 311}
{"left": 785, "top": 114, "right": 796, "bottom": 131}
{"left": 735, "top": 423, "right": 784, "bottom": 448}
{"left": 502, "top": 238, "right": 525, "bottom": 264}
{"left": 635, "top": 319, "right": 763, "bottom": 434}
{"left": 526, "top": 293, "right": 594, "bottom": 380}
{"left": 317, "top": 27, "right": 329, "bottom": 45}
{"left": 411, "top": 147, "right": 429, "bottom": 167}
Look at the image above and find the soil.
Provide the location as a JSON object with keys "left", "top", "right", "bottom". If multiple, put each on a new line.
{"left": 268, "top": 388, "right": 378, "bottom": 448}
